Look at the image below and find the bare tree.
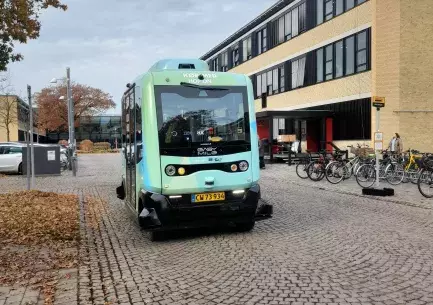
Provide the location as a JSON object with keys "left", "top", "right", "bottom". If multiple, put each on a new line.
{"left": 0, "top": 73, "right": 18, "bottom": 141}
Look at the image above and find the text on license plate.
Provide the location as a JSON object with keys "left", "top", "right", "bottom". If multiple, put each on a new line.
{"left": 192, "top": 192, "right": 225, "bottom": 202}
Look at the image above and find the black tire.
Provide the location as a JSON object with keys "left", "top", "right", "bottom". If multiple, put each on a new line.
{"left": 18, "top": 163, "right": 22, "bottom": 174}
{"left": 307, "top": 161, "right": 325, "bottom": 181}
{"left": 150, "top": 230, "right": 165, "bottom": 241}
{"left": 296, "top": 162, "right": 309, "bottom": 179}
{"left": 417, "top": 169, "right": 433, "bottom": 198}
{"left": 236, "top": 221, "right": 255, "bottom": 232}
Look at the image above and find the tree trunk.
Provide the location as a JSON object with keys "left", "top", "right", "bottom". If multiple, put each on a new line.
{"left": 6, "top": 127, "right": 10, "bottom": 142}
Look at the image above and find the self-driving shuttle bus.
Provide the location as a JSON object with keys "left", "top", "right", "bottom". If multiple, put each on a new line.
{"left": 116, "top": 58, "right": 272, "bottom": 240}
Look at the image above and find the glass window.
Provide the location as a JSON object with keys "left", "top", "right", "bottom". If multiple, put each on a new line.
{"left": 257, "top": 31, "right": 262, "bottom": 55}
{"left": 358, "top": 0, "right": 366, "bottom": 4}
{"left": 272, "top": 68, "right": 279, "bottom": 92}
{"left": 285, "top": 12, "right": 292, "bottom": 39}
{"left": 325, "top": 0, "right": 333, "bottom": 20}
{"left": 261, "top": 73, "right": 267, "bottom": 94}
{"left": 345, "top": 36, "right": 355, "bottom": 75}
{"left": 279, "top": 66, "right": 285, "bottom": 92}
{"left": 346, "top": 0, "right": 355, "bottom": 10}
{"left": 256, "top": 74, "right": 262, "bottom": 97}
{"left": 243, "top": 37, "right": 252, "bottom": 61}
{"left": 262, "top": 28, "right": 267, "bottom": 52}
{"left": 291, "top": 56, "right": 306, "bottom": 89}
{"left": 292, "top": 6, "right": 299, "bottom": 37}
{"left": 299, "top": 3, "right": 306, "bottom": 32}
{"left": 278, "top": 16, "right": 284, "bottom": 43}
{"left": 267, "top": 70, "right": 272, "bottom": 95}
{"left": 336, "top": 0, "right": 344, "bottom": 15}
{"left": 155, "top": 86, "right": 250, "bottom": 148}
{"left": 232, "top": 46, "right": 239, "bottom": 67}
{"left": 357, "top": 31, "right": 367, "bottom": 72}
{"left": 221, "top": 52, "right": 228, "bottom": 71}
{"left": 316, "top": 49, "right": 324, "bottom": 83}
{"left": 317, "top": 0, "right": 324, "bottom": 25}
{"left": 335, "top": 40, "right": 343, "bottom": 78}
{"left": 325, "top": 45, "right": 333, "bottom": 80}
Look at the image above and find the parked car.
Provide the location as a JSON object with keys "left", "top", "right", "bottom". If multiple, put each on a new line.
{"left": 0, "top": 143, "right": 24, "bottom": 174}
{"left": 0, "top": 142, "right": 68, "bottom": 174}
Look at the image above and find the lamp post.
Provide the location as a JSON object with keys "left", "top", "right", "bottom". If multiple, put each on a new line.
{"left": 50, "top": 67, "right": 76, "bottom": 176}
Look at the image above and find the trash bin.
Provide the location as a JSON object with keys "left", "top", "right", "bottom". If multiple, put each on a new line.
{"left": 22, "top": 145, "right": 61, "bottom": 176}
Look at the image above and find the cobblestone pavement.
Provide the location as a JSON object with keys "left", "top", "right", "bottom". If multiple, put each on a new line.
{"left": 1, "top": 154, "right": 433, "bottom": 305}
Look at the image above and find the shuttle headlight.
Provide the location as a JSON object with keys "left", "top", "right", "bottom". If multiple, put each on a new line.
{"left": 178, "top": 167, "right": 186, "bottom": 175}
{"left": 239, "top": 161, "right": 249, "bottom": 171}
{"left": 165, "top": 165, "right": 176, "bottom": 176}
{"left": 230, "top": 164, "right": 238, "bottom": 172}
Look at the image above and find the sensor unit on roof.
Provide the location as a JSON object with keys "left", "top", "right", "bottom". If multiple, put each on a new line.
{"left": 178, "top": 63, "right": 195, "bottom": 69}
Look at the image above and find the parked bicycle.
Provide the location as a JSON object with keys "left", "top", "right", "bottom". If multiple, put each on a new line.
{"left": 417, "top": 154, "right": 433, "bottom": 198}
{"left": 325, "top": 143, "right": 374, "bottom": 184}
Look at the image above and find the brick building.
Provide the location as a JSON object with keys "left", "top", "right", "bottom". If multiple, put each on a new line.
{"left": 201, "top": 0, "right": 433, "bottom": 158}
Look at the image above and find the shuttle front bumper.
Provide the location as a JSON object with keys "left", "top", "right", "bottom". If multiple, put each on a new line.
{"left": 138, "top": 184, "right": 272, "bottom": 230}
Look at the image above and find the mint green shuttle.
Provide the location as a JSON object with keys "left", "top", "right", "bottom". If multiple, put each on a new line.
{"left": 116, "top": 58, "right": 272, "bottom": 240}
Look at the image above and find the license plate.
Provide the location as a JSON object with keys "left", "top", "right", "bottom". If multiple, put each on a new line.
{"left": 192, "top": 192, "right": 225, "bottom": 203}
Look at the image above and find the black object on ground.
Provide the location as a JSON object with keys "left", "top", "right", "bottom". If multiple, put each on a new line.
{"left": 362, "top": 187, "right": 395, "bottom": 197}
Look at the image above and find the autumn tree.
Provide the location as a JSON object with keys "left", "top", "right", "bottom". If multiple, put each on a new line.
{"left": 0, "top": 0, "right": 68, "bottom": 71}
{"left": 35, "top": 82, "right": 116, "bottom": 133}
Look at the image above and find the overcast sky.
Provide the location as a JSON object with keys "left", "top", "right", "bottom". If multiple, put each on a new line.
{"left": 7, "top": 0, "right": 277, "bottom": 114}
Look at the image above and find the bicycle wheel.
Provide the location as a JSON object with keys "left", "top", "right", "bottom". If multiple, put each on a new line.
{"left": 385, "top": 163, "right": 404, "bottom": 185}
{"left": 307, "top": 161, "right": 325, "bottom": 181}
{"left": 296, "top": 161, "right": 309, "bottom": 179}
{"left": 417, "top": 169, "right": 433, "bottom": 198}
{"left": 355, "top": 163, "right": 376, "bottom": 188}
{"left": 325, "top": 161, "right": 347, "bottom": 184}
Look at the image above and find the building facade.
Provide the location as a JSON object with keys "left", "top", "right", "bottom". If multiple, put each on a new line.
{"left": 0, "top": 95, "right": 45, "bottom": 143}
{"left": 45, "top": 115, "right": 121, "bottom": 148}
{"left": 201, "top": 0, "right": 433, "bottom": 155}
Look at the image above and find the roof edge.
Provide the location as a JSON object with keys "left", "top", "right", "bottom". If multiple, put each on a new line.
{"left": 200, "top": 0, "right": 294, "bottom": 60}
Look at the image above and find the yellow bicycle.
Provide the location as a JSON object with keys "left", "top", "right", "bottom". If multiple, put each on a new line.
{"left": 402, "top": 149, "right": 423, "bottom": 184}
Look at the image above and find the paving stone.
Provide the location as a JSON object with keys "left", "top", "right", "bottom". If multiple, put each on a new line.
{"left": 3, "top": 155, "right": 433, "bottom": 305}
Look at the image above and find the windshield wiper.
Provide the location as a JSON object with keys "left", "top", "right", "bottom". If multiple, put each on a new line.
{"left": 180, "top": 82, "right": 229, "bottom": 91}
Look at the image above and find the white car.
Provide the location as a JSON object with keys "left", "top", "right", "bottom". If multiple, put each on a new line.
{"left": 0, "top": 143, "right": 24, "bottom": 174}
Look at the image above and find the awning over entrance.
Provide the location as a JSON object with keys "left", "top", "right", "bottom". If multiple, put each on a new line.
{"left": 256, "top": 109, "right": 335, "bottom": 162}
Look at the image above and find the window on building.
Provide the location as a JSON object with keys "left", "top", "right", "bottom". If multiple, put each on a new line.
{"left": 212, "top": 57, "right": 219, "bottom": 71}
{"left": 257, "top": 28, "right": 267, "bottom": 54}
{"left": 299, "top": 3, "right": 307, "bottom": 33}
{"left": 336, "top": 0, "right": 344, "bottom": 15}
{"left": 221, "top": 51, "right": 228, "bottom": 71}
{"left": 358, "top": 0, "right": 366, "bottom": 4}
{"left": 232, "top": 45, "right": 239, "bottom": 67}
{"left": 272, "top": 68, "right": 279, "bottom": 93}
{"left": 317, "top": 0, "right": 324, "bottom": 25}
{"left": 346, "top": 0, "right": 355, "bottom": 10}
{"left": 256, "top": 74, "right": 262, "bottom": 97}
{"left": 278, "top": 16, "right": 285, "bottom": 43}
{"left": 335, "top": 40, "right": 344, "bottom": 78}
{"left": 292, "top": 6, "right": 299, "bottom": 37}
{"left": 242, "top": 36, "right": 252, "bottom": 61}
{"left": 345, "top": 36, "right": 355, "bottom": 75}
{"left": 267, "top": 70, "right": 273, "bottom": 95}
{"left": 316, "top": 49, "right": 324, "bottom": 83}
{"left": 291, "top": 56, "right": 306, "bottom": 89}
{"left": 285, "top": 11, "right": 292, "bottom": 40}
{"left": 325, "top": 0, "right": 333, "bottom": 20}
{"left": 325, "top": 45, "right": 333, "bottom": 80}
{"left": 279, "top": 66, "right": 285, "bottom": 92}
{"left": 261, "top": 73, "right": 267, "bottom": 95}
{"left": 356, "top": 31, "right": 367, "bottom": 72}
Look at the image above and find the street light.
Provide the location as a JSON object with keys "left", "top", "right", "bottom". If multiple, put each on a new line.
{"left": 50, "top": 67, "right": 76, "bottom": 176}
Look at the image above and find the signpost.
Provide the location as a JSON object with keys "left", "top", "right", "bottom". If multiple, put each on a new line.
{"left": 372, "top": 96, "right": 385, "bottom": 187}
{"left": 27, "top": 85, "right": 35, "bottom": 189}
